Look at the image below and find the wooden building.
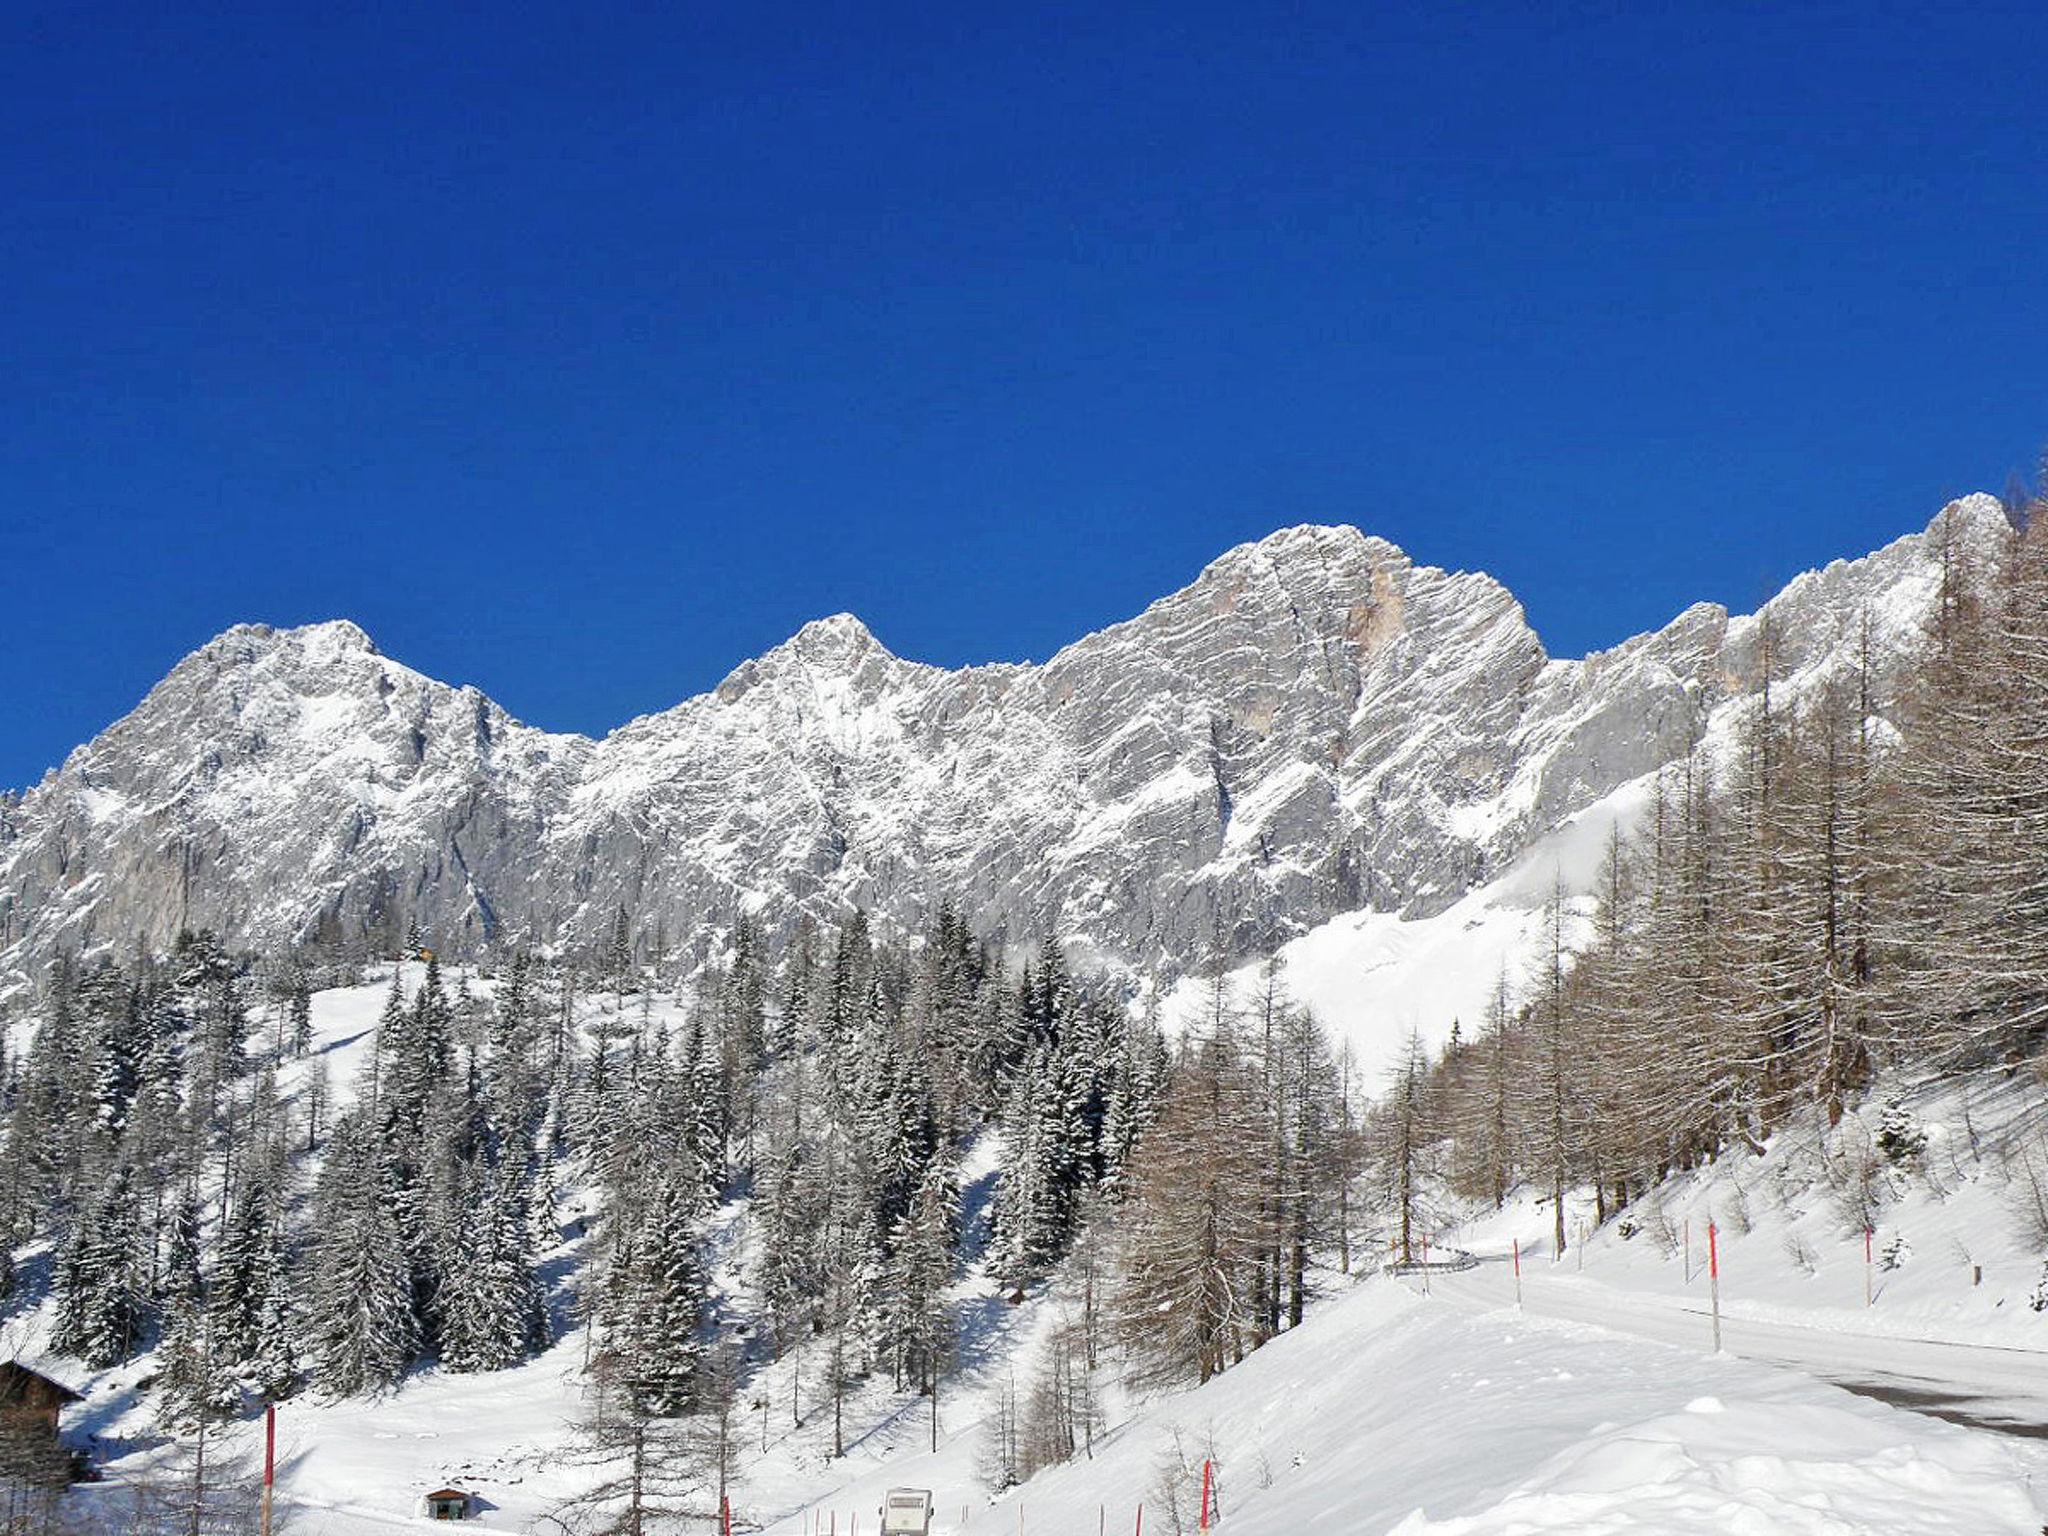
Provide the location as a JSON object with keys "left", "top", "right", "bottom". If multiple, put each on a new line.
{"left": 0, "top": 1363, "right": 85, "bottom": 1486}
{"left": 0, "top": 1364, "right": 81, "bottom": 1442}
{"left": 420, "top": 1487, "right": 473, "bottom": 1520}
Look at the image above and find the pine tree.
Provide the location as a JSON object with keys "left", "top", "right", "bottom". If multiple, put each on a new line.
{"left": 883, "top": 1159, "right": 958, "bottom": 1392}
{"left": 154, "top": 1187, "right": 229, "bottom": 1425}
{"left": 50, "top": 1155, "right": 147, "bottom": 1368}
{"left": 1376, "top": 1030, "right": 1440, "bottom": 1265}
{"left": 606, "top": 1171, "right": 705, "bottom": 1417}
{"left": 305, "top": 1115, "right": 418, "bottom": 1394}
{"left": 439, "top": 1158, "right": 545, "bottom": 1373}
{"left": 286, "top": 969, "right": 314, "bottom": 1058}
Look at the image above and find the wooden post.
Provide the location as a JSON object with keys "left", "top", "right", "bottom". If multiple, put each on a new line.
{"left": 1707, "top": 1221, "right": 1722, "bottom": 1353}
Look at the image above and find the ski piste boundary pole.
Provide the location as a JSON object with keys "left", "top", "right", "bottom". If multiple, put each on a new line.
{"left": 1708, "top": 1220, "right": 1722, "bottom": 1353}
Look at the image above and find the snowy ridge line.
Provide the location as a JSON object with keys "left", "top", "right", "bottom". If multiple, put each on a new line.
{"left": 0, "top": 496, "right": 2009, "bottom": 998}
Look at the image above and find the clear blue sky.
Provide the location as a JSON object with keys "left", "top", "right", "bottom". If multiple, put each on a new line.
{"left": 5, "top": 2, "right": 2045, "bottom": 789}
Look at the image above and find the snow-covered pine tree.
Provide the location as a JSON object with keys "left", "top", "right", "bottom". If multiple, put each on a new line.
{"left": 606, "top": 1169, "right": 706, "bottom": 1417}
{"left": 438, "top": 1156, "right": 546, "bottom": 1373}
{"left": 153, "top": 1186, "right": 230, "bottom": 1425}
{"left": 305, "top": 1113, "right": 419, "bottom": 1394}
{"left": 50, "top": 1153, "right": 148, "bottom": 1368}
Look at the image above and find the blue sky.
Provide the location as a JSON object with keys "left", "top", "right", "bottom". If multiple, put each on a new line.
{"left": 4, "top": 1, "right": 2045, "bottom": 788}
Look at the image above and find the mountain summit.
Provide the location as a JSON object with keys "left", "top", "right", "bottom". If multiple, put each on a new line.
{"left": 0, "top": 500, "right": 2009, "bottom": 979}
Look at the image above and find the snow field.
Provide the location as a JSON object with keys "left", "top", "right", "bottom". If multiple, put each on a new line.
{"left": 761, "top": 1282, "right": 2048, "bottom": 1536}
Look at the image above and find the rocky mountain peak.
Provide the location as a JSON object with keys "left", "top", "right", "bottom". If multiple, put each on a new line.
{"left": 0, "top": 498, "right": 2008, "bottom": 980}
{"left": 714, "top": 611, "right": 903, "bottom": 706}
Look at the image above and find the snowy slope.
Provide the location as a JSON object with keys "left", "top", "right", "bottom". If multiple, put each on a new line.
{"left": 0, "top": 498, "right": 2012, "bottom": 998}
{"left": 1438, "top": 1066, "right": 2048, "bottom": 1380}
{"left": 23, "top": 964, "right": 2048, "bottom": 1534}
{"left": 754, "top": 1283, "right": 2048, "bottom": 1536}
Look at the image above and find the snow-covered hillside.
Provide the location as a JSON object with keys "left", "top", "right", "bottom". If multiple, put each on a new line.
{"left": 757, "top": 1283, "right": 2048, "bottom": 1536}
{"left": 17, "top": 969, "right": 2048, "bottom": 1534}
{"left": 0, "top": 498, "right": 2011, "bottom": 998}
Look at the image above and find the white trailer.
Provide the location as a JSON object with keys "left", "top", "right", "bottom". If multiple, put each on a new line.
{"left": 879, "top": 1488, "right": 935, "bottom": 1535}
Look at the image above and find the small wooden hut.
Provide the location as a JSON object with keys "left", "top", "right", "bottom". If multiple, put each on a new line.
{"left": 0, "top": 1363, "right": 81, "bottom": 1441}
{"left": 0, "top": 1363, "right": 86, "bottom": 1485}
{"left": 420, "top": 1487, "right": 473, "bottom": 1520}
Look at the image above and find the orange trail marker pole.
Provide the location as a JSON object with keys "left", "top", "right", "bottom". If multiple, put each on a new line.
{"left": 1708, "top": 1221, "right": 1722, "bottom": 1353}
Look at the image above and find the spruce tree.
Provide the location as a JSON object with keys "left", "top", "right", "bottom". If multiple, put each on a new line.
{"left": 305, "top": 1115, "right": 418, "bottom": 1394}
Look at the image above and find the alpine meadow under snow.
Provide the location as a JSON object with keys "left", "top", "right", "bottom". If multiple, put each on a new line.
{"left": 5, "top": 496, "right": 2048, "bottom": 1532}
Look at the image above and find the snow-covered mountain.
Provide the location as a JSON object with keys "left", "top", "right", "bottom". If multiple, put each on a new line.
{"left": 0, "top": 496, "right": 2010, "bottom": 981}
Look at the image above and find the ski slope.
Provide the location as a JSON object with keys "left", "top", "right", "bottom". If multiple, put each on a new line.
{"left": 758, "top": 1281, "right": 2048, "bottom": 1536}
{"left": 1423, "top": 1066, "right": 2048, "bottom": 1443}
{"left": 1422, "top": 1257, "right": 2048, "bottom": 1439}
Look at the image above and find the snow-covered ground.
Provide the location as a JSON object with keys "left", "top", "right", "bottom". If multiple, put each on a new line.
{"left": 1160, "top": 776, "right": 1643, "bottom": 1079}
{"left": 1425, "top": 1065, "right": 2048, "bottom": 1436}
{"left": 758, "top": 1282, "right": 2048, "bottom": 1535}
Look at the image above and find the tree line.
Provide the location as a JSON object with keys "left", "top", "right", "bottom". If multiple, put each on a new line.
{"left": 1384, "top": 499, "right": 2048, "bottom": 1257}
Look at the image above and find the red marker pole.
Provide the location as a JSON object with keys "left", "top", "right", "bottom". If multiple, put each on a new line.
{"left": 261, "top": 1402, "right": 276, "bottom": 1536}
{"left": 1865, "top": 1226, "right": 1874, "bottom": 1308}
{"left": 723, "top": 1496, "right": 732, "bottom": 1536}
{"left": 1512, "top": 1238, "right": 1523, "bottom": 1311}
{"left": 1135, "top": 1505, "right": 1144, "bottom": 1536}
{"left": 1199, "top": 1460, "right": 1213, "bottom": 1530}
{"left": 1707, "top": 1221, "right": 1722, "bottom": 1353}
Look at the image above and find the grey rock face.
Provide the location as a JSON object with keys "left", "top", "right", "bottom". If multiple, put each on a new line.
{"left": 0, "top": 497, "right": 2012, "bottom": 980}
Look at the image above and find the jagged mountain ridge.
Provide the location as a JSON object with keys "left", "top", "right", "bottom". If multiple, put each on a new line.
{"left": 0, "top": 497, "right": 2009, "bottom": 980}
